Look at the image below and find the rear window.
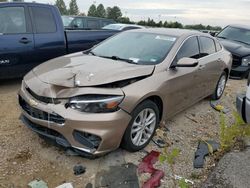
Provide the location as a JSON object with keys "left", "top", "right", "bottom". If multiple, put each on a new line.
{"left": 199, "top": 37, "right": 216, "bottom": 57}
{"left": 31, "top": 7, "right": 56, "bottom": 33}
{"left": 0, "top": 7, "right": 26, "bottom": 34}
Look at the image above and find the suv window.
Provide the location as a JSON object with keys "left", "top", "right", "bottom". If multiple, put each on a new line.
{"left": 199, "top": 37, "right": 216, "bottom": 57}
{"left": 87, "top": 20, "right": 100, "bottom": 29}
{"left": 31, "top": 7, "right": 56, "bottom": 33}
{"left": 71, "top": 18, "right": 84, "bottom": 28}
{"left": 0, "top": 7, "right": 26, "bottom": 34}
{"left": 176, "top": 36, "right": 200, "bottom": 61}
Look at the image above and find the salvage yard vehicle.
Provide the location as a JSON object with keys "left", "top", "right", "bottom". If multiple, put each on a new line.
{"left": 0, "top": 2, "right": 118, "bottom": 79}
{"left": 18, "top": 28, "right": 232, "bottom": 157}
{"left": 102, "top": 23, "right": 145, "bottom": 31}
{"left": 62, "top": 16, "right": 115, "bottom": 30}
{"left": 236, "top": 74, "right": 250, "bottom": 123}
{"left": 217, "top": 25, "right": 250, "bottom": 79}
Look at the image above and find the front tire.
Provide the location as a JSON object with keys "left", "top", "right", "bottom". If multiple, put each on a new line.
{"left": 211, "top": 71, "right": 227, "bottom": 100}
{"left": 121, "top": 100, "right": 160, "bottom": 152}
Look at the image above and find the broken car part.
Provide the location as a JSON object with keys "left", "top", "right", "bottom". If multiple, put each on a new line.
{"left": 138, "top": 150, "right": 164, "bottom": 188}
{"left": 18, "top": 28, "right": 232, "bottom": 156}
{"left": 210, "top": 100, "right": 230, "bottom": 114}
{"left": 194, "top": 140, "right": 220, "bottom": 168}
{"left": 73, "top": 165, "right": 86, "bottom": 175}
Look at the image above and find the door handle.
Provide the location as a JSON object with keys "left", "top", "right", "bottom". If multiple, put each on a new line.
{"left": 198, "top": 65, "right": 205, "bottom": 70}
{"left": 19, "top": 38, "right": 31, "bottom": 44}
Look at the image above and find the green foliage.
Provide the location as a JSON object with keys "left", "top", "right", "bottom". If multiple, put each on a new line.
{"left": 159, "top": 148, "right": 180, "bottom": 164}
{"left": 88, "top": 4, "right": 97, "bottom": 17}
{"left": 0, "top": 0, "right": 7, "bottom": 2}
{"left": 96, "top": 4, "right": 106, "bottom": 17}
{"left": 54, "top": 0, "right": 68, "bottom": 15}
{"left": 68, "top": 0, "right": 79, "bottom": 15}
{"left": 178, "top": 178, "right": 190, "bottom": 188}
{"left": 220, "top": 112, "right": 250, "bottom": 151}
{"left": 106, "top": 6, "right": 122, "bottom": 21}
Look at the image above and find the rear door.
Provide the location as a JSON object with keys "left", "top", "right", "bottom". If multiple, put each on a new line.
{"left": 28, "top": 5, "right": 66, "bottom": 64}
{"left": 0, "top": 5, "right": 35, "bottom": 78}
{"left": 198, "top": 36, "right": 222, "bottom": 95}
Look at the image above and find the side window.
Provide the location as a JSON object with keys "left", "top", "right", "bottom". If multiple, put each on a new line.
{"left": 87, "top": 20, "right": 100, "bottom": 29}
{"left": 71, "top": 18, "right": 84, "bottom": 28}
{"left": 199, "top": 37, "right": 216, "bottom": 57}
{"left": 31, "top": 7, "right": 56, "bottom": 33}
{"left": 176, "top": 37, "right": 200, "bottom": 61}
{"left": 0, "top": 7, "right": 26, "bottom": 34}
{"left": 215, "top": 40, "right": 222, "bottom": 51}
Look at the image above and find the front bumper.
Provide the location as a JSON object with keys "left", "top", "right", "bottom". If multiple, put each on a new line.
{"left": 18, "top": 81, "right": 131, "bottom": 156}
{"left": 230, "top": 66, "right": 250, "bottom": 79}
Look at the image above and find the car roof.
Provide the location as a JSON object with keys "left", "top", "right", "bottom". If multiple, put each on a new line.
{"left": 128, "top": 28, "right": 206, "bottom": 37}
{"left": 108, "top": 23, "right": 145, "bottom": 28}
{"left": 228, "top": 24, "right": 250, "bottom": 30}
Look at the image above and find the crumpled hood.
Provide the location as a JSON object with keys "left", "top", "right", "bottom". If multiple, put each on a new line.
{"left": 32, "top": 52, "right": 155, "bottom": 87}
{"left": 218, "top": 38, "right": 250, "bottom": 57}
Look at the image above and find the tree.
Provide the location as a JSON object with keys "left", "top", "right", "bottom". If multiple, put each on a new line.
{"left": 68, "top": 0, "right": 79, "bottom": 15}
{"left": 96, "top": 4, "right": 106, "bottom": 18}
{"left": 106, "top": 6, "right": 122, "bottom": 21}
{"left": 118, "top": 17, "right": 131, "bottom": 24}
{"left": 54, "top": 0, "right": 68, "bottom": 15}
{"left": 88, "top": 4, "right": 97, "bottom": 17}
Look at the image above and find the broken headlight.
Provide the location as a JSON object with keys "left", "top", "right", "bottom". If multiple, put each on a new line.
{"left": 242, "top": 56, "right": 250, "bottom": 66}
{"left": 67, "top": 95, "right": 124, "bottom": 113}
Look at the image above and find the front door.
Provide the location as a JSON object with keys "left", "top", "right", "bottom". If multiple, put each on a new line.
{"left": 164, "top": 36, "right": 204, "bottom": 117}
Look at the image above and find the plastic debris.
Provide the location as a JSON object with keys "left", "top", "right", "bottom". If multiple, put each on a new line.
{"left": 73, "top": 165, "right": 86, "bottom": 175}
{"left": 28, "top": 180, "right": 48, "bottom": 188}
{"left": 194, "top": 140, "right": 220, "bottom": 168}
{"left": 95, "top": 163, "right": 139, "bottom": 187}
{"left": 56, "top": 183, "right": 74, "bottom": 188}
{"left": 152, "top": 138, "right": 167, "bottom": 148}
{"left": 174, "top": 175, "right": 194, "bottom": 185}
{"left": 138, "top": 150, "right": 164, "bottom": 188}
{"left": 210, "top": 100, "right": 230, "bottom": 114}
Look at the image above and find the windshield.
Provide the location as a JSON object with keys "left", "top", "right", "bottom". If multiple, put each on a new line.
{"left": 217, "top": 26, "right": 250, "bottom": 45}
{"left": 62, "top": 16, "right": 74, "bottom": 27}
{"left": 91, "top": 32, "right": 177, "bottom": 65}
{"left": 102, "top": 24, "right": 123, "bottom": 30}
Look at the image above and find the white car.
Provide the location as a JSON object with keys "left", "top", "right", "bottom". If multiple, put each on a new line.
{"left": 102, "top": 23, "right": 145, "bottom": 31}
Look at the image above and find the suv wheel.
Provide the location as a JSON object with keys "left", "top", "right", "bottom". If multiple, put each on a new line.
{"left": 121, "top": 100, "right": 159, "bottom": 152}
{"left": 211, "top": 71, "right": 227, "bottom": 100}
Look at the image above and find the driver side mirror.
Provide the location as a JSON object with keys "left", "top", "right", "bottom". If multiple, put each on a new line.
{"left": 173, "top": 57, "right": 199, "bottom": 68}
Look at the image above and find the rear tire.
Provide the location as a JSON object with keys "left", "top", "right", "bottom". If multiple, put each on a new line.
{"left": 121, "top": 100, "right": 160, "bottom": 152}
{"left": 211, "top": 71, "right": 227, "bottom": 100}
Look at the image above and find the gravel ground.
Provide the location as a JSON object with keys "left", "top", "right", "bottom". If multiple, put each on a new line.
{"left": 0, "top": 78, "right": 247, "bottom": 188}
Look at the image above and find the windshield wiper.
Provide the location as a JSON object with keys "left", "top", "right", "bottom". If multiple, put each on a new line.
{"left": 99, "top": 55, "right": 138, "bottom": 64}
{"left": 231, "top": 39, "right": 250, "bottom": 45}
{"left": 83, "top": 50, "right": 96, "bottom": 56}
{"left": 217, "top": 36, "right": 227, "bottom": 39}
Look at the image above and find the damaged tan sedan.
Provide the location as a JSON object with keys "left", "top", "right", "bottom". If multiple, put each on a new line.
{"left": 18, "top": 28, "right": 232, "bottom": 156}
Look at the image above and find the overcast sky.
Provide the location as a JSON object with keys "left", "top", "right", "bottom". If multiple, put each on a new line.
{"left": 27, "top": 0, "right": 250, "bottom": 27}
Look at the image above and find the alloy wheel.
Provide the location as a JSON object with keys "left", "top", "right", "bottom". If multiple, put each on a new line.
{"left": 130, "top": 108, "right": 156, "bottom": 146}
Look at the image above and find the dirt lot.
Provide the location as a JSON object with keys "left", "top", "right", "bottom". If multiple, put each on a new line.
{"left": 0, "top": 78, "right": 247, "bottom": 188}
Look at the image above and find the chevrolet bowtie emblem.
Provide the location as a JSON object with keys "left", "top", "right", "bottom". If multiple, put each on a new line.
{"left": 29, "top": 99, "right": 38, "bottom": 107}
{"left": 87, "top": 73, "right": 94, "bottom": 81}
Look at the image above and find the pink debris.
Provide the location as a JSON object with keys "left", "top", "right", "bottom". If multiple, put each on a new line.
{"left": 143, "top": 170, "right": 165, "bottom": 188}
{"left": 138, "top": 150, "right": 165, "bottom": 188}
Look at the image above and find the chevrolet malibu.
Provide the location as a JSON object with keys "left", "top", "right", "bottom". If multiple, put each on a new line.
{"left": 18, "top": 28, "right": 232, "bottom": 156}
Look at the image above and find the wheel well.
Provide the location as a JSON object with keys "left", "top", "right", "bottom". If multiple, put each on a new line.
{"left": 145, "top": 96, "right": 163, "bottom": 121}
{"left": 224, "top": 68, "right": 229, "bottom": 78}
